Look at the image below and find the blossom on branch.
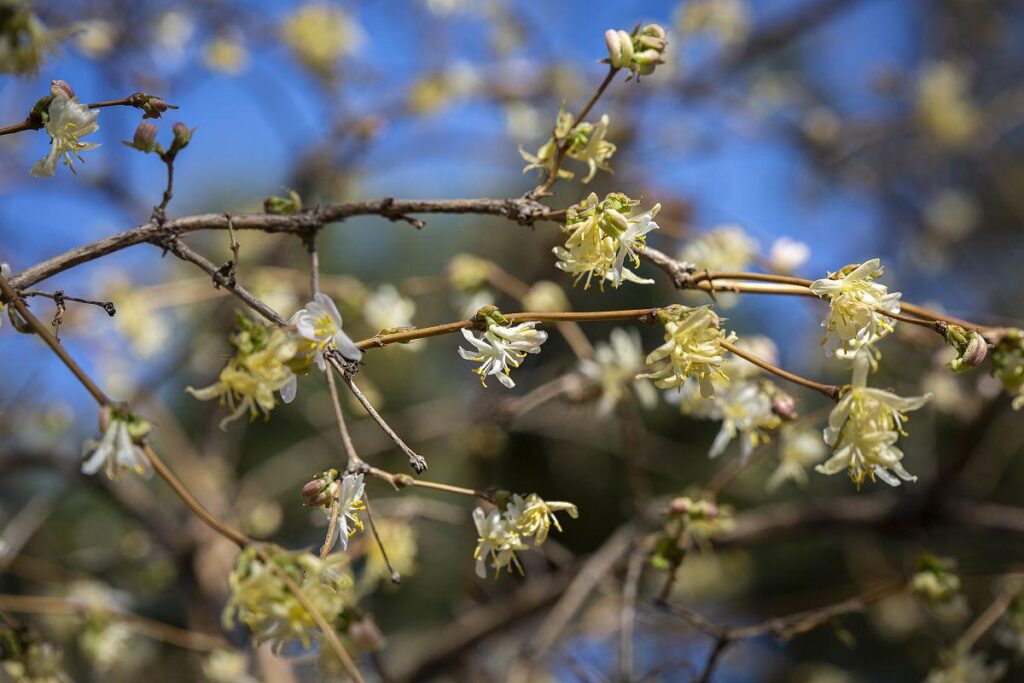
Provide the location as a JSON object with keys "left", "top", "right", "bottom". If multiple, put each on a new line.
{"left": 81, "top": 407, "right": 151, "bottom": 480}
{"left": 809, "top": 258, "right": 902, "bottom": 358}
{"left": 30, "top": 80, "right": 100, "bottom": 177}
{"left": 472, "top": 491, "right": 577, "bottom": 578}
{"left": 520, "top": 107, "right": 617, "bottom": 183}
{"left": 817, "top": 350, "right": 932, "bottom": 488}
{"left": 641, "top": 305, "right": 736, "bottom": 398}
{"left": 553, "top": 192, "right": 659, "bottom": 289}
{"left": 186, "top": 314, "right": 299, "bottom": 429}
{"left": 577, "top": 328, "right": 657, "bottom": 415}
{"left": 290, "top": 292, "right": 362, "bottom": 370}
{"left": 459, "top": 308, "right": 547, "bottom": 388}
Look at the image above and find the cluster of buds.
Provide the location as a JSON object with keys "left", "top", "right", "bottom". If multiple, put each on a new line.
{"left": 604, "top": 24, "right": 668, "bottom": 78}
{"left": 652, "top": 496, "right": 734, "bottom": 571}
{"left": 123, "top": 120, "right": 193, "bottom": 158}
{"left": 942, "top": 324, "right": 988, "bottom": 373}
{"left": 520, "top": 106, "right": 617, "bottom": 184}
{"left": 127, "top": 92, "right": 176, "bottom": 120}
{"left": 301, "top": 469, "right": 341, "bottom": 509}
{"left": 0, "top": 626, "right": 68, "bottom": 683}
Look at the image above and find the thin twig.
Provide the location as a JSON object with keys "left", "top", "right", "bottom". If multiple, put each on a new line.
{"left": 362, "top": 491, "right": 401, "bottom": 584}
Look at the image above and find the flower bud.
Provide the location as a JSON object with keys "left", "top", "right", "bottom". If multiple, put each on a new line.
{"left": 263, "top": 189, "right": 303, "bottom": 215}
{"left": 945, "top": 325, "right": 988, "bottom": 372}
{"left": 171, "top": 122, "right": 192, "bottom": 148}
{"left": 50, "top": 79, "right": 74, "bottom": 99}
{"left": 125, "top": 122, "right": 159, "bottom": 153}
{"left": 770, "top": 389, "right": 799, "bottom": 421}
{"left": 604, "top": 29, "right": 626, "bottom": 68}
{"left": 141, "top": 97, "right": 170, "bottom": 119}
{"left": 301, "top": 469, "right": 339, "bottom": 508}
{"left": 599, "top": 208, "right": 629, "bottom": 238}
{"left": 641, "top": 23, "right": 667, "bottom": 41}
{"left": 668, "top": 496, "right": 691, "bottom": 516}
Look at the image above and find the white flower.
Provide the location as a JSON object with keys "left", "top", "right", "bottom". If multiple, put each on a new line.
{"left": 363, "top": 284, "right": 420, "bottom": 351}
{"left": 334, "top": 473, "right": 366, "bottom": 551}
{"left": 290, "top": 292, "right": 362, "bottom": 370}
{"left": 579, "top": 328, "right": 657, "bottom": 415}
{"left": 81, "top": 413, "right": 151, "bottom": 480}
{"left": 30, "top": 86, "right": 100, "bottom": 177}
{"left": 816, "top": 351, "right": 932, "bottom": 487}
{"left": 459, "top": 321, "right": 548, "bottom": 389}
{"left": 768, "top": 237, "right": 810, "bottom": 273}
{"left": 611, "top": 204, "right": 660, "bottom": 287}
{"left": 766, "top": 426, "right": 828, "bottom": 491}
{"left": 809, "top": 259, "right": 901, "bottom": 356}
{"left": 916, "top": 62, "right": 980, "bottom": 148}
{"left": 707, "top": 381, "right": 780, "bottom": 461}
{"left": 472, "top": 507, "right": 526, "bottom": 578}
{"left": 641, "top": 306, "right": 737, "bottom": 398}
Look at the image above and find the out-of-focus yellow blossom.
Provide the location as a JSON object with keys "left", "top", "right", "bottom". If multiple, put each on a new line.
{"left": 925, "top": 189, "right": 979, "bottom": 241}
{"left": 520, "top": 107, "right": 617, "bottom": 183}
{"left": 186, "top": 314, "right": 299, "bottom": 429}
{"left": 202, "top": 649, "right": 257, "bottom": 683}
{"left": 676, "top": 0, "right": 749, "bottom": 46}
{"left": 818, "top": 350, "right": 932, "bottom": 488}
{"left": 992, "top": 329, "right": 1024, "bottom": 410}
{"left": 0, "top": 632, "right": 68, "bottom": 683}
{"left": 79, "top": 620, "right": 135, "bottom": 673}
{"left": 74, "top": 20, "right": 116, "bottom": 58}
{"left": 642, "top": 305, "right": 736, "bottom": 398}
{"left": 363, "top": 284, "right": 420, "bottom": 351}
{"left": 223, "top": 547, "right": 351, "bottom": 653}
{"left": 706, "top": 380, "right": 782, "bottom": 460}
{"left": 924, "top": 650, "right": 1006, "bottom": 683}
{"left": 365, "top": 519, "right": 417, "bottom": 584}
{"left": 679, "top": 224, "right": 759, "bottom": 273}
{"left": 282, "top": 3, "right": 364, "bottom": 78}
{"left": 910, "top": 555, "right": 969, "bottom": 622}
{"left": 554, "top": 192, "right": 659, "bottom": 288}
{"left": 916, "top": 62, "right": 980, "bottom": 148}
{"left": 578, "top": 328, "right": 658, "bottom": 415}
{"left": 809, "top": 259, "right": 901, "bottom": 358}
{"left": 0, "top": 4, "right": 61, "bottom": 74}
{"left": 448, "top": 253, "right": 494, "bottom": 293}
{"left": 203, "top": 35, "right": 249, "bottom": 75}
{"left": 522, "top": 281, "right": 569, "bottom": 312}
{"left": 766, "top": 426, "right": 828, "bottom": 491}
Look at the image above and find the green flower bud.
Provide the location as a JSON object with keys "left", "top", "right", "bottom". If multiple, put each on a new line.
{"left": 944, "top": 324, "right": 988, "bottom": 372}
{"left": 263, "top": 189, "right": 303, "bottom": 215}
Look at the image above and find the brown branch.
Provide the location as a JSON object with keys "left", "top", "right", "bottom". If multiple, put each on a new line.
{"left": 720, "top": 340, "right": 840, "bottom": 400}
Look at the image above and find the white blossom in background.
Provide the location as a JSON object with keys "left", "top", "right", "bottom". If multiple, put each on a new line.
{"left": 641, "top": 305, "right": 736, "bottom": 397}
{"left": 817, "top": 351, "right": 932, "bottom": 487}
{"left": 916, "top": 61, "right": 980, "bottom": 148}
{"left": 766, "top": 426, "right": 828, "bottom": 491}
{"left": 291, "top": 292, "right": 362, "bottom": 369}
{"left": 459, "top": 317, "right": 548, "bottom": 388}
{"left": 809, "top": 259, "right": 901, "bottom": 358}
{"left": 203, "top": 650, "right": 257, "bottom": 683}
{"left": 578, "top": 328, "right": 657, "bottom": 415}
{"left": 768, "top": 237, "right": 811, "bottom": 274}
{"left": 30, "top": 81, "right": 100, "bottom": 177}
{"left": 679, "top": 225, "right": 759, "bottom": 272}
{"left": 364, "top": 284, "right": 421, "bottom": 352}
{"left": 281, "top": 3, "right": 364, "bottom": 76}
{"left": 81, "top": 410, "right": 151, "bottom": 480}
{"left": 74, "top": 20, "right": 117, "bottom": 58}
{"left": 675, "top": 0, "right": 750, "bottom": 46}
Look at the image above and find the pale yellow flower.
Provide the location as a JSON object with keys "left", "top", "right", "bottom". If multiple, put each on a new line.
{"left": 809, "top": 259, "right": 901, "bottom": 356}
{"left": 282, "top": 3, "right": 363, "bottom": 77}
{"left": 641, "top": 305, "right": 737, "bottom": 397}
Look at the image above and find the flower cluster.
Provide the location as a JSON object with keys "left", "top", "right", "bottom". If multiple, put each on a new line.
{"left": 642, "top": 305, "right": 737, "bottom": 398}
{"left": 577, "top": 328, "right": 657, "bottom": 415}
{"left": 553, "top": 192, "right": 660, "bottom": 289}
{"left": 30, "top": 80, "right": 100, "bottom": 177}
{"left": 766, "top": 426, "right": 828, "bottom": 491}
{"left": 809, "top": 259, "right": 902, "bottom": 358}
{"left": 223, "top": 546, "right": 351, "bottom": 653}
{"left": 459, "top": 307, "right": 548, "bottom": 389}
{"left": 817, "top": 351, "right": 932, "bottom": 487}
{"left": 186, "top": 313, "right": 299, "bottom": 429}
{"left": 472, "top": 493, "right": 578, "bottom": 578}
{"left": 520, "top": 106, "right": 617, "bottom": 184}
{"left": 924, "top": 650, "right": 1006, "bottom": 683}
{"left": 604, "top": 24, "right": 668, "bottom": 78}
{"left": 81, "top": 406, "right": 151, "bottom": 480}
{"left": 652, "top": 496, "right": 734, "bottom": 571}
{"left": 301, "top": 471, "right": 366, "bottom": 551}
{"left": 0, "top": 627, "right": 69, "bottom": 683}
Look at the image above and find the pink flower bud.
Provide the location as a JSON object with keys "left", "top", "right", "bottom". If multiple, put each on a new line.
{"left": 50, "top": 80, "right": 75, "bottom": 99}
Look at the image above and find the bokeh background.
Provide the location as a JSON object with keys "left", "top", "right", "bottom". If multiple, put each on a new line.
{"left": 1, "top": 0, "right": 1023, "bottom": 681}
